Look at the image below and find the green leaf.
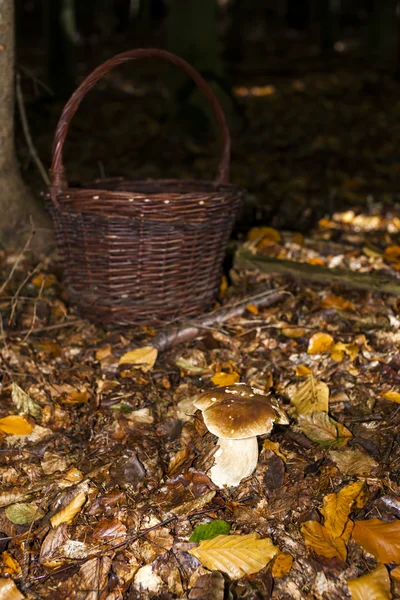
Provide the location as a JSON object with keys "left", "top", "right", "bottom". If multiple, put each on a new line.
{"left": 5, "top": 502, "right": 44, "bottom": 525}
{"left": 190, "top": 520, "right": 231, "bottom": 543}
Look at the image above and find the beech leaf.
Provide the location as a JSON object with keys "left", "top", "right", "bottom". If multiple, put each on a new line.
{"left": 211, "top": 372, "right": 240, "bottom": 386}
{"left": 301, "top": 521, "right": 348, "bottom": 561}
{"left": 307, "top": 332, "right": 335, "bottom": 354}
{"left": 272, "top": 552, "right": 293, "bottom": 577}
{"left": 329, "top": 450, "right": 378, "bottom": 476}
{"left": 189, "top": 533, "right": 278, "bottom": 579}
{"left": 321, "top": 482, "right": 364, "bottom": 538}
{"left": 50, "top": 491, "right": 86, "bottom": 528}
{"left": 119, "top": 346, "right": 158, "bottom": 372}
{"left": 0, "top": 578, "right": 25, "bottom": 600}
{"left": 0, "top": 415, "right": 32, "bottom": 435}
{"left": 290, "top": 375, "right": 329, "bottom": 416}
{"left": 296, "top": 411, "right": 352, "bottom": 447}
{"left": 190, "top": 520, "right": 231, "bottom": 543}
{"left": 347, "top": 564, "right": 392, "bottom": 600}
{"left": 352, "top": 518, "right": 400, "bottom": 563}
{"left": 5, "top": 502, "right": 44, "bottom": 525}
{"left": 381, "top": 390, "right": 400, "bottom": 404}
{"left": 11, "top": 383, "right": 42, "bottom": 420}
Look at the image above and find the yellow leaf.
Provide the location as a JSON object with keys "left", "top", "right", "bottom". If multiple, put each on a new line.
{"left": 246, "top": 303, "right": 259, "bottom": 315}
{"left": 61, "top": 391, "right": 89, "bottom": 405}
{"left": 189, "top": 533, "right": 278, "bottom": 579}
{"left": 95, "top": 345, "right": 112, "bottom": 361}
{"left": 307, "top": 258, "right": 325, "bottom": 266}
{"left": 329, "top": 450, "right": 378, "bottom": 476}
{"left": 119, "top": 346, "right": 158, "bottom": 372}
{"left": 0, "top": 578, "right": 25, "bottom": 600}
{"left": 31, "top": 273, "right": 57, "bottom": 289}
{"left": 282, "top": 327, "right": 305, "bottom": 338}
{"left": 384, "top": 245, "right": 400, "bottom": 263}
{"left": 0, "top": 416, "right": 32, "bottom": 435}
{"left": 218, "top": 275, "right": 228, "bottom": 298}
{"left": 50, "top": 491, "right": 86, "bottom": 528}
{"left": 321, "top": 482, "right": 365, "bottom": 538}
{"left": 247, "top": 227, "right": 281, "bottom": 243}
{"left": 64, "top": 467, "right": 83, "bottom": 482}
{"left": 308, "top": 332, "right": 335, "bottom": 354}
{"left": 390, "top": 565, "right": 400, "bottom": 581}
{"left": 290, "top": 374, "right": 329, "bottom": 416}
{"left": 352, "top": 518, "right": 400, "bottom": 563}
{"left": 348, "top": 564, "right": 392, "bottom": 600}
{"left": 211, "top": 372, "right": 240, "bottom": 386}
{"left": 292, "top": 232, "right": 304, "bottom": 246}
{"left": 295, "top": 365, "right": 312, "bottom": 377}
{"left": 381, "top": 390, "right": 400, "bottom": 404}
{"left": 301, "top": 521, "right": 347, "bottom": 561}
{"left": 262, "top": 440, "right": 286, "bottom": 462}
{"left": 272, "top": 552, "right": 293, "bottom": 577}
{"left": 320, "top": 295, "right": 355, "bottom": 311}
{"left": 1, "top": 551, "right": 21, "bottom": 576}
{"left": 330, "top": 342, "right": 359, "bottom": 363}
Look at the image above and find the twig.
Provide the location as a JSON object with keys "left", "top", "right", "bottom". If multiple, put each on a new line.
{"left": 16, "top": 71, "right": 50, "bottom": 186}
{"left": 0, "top": 318, "right": 85, "bottom": 341}
{"left": 22, "top": 278, "right": 45, "bottom": 342}
{"left": 8, "top": 262, "right": 42, "bottom": 326}
{"left": 0, "top": 224, "right": 34, "bottom": 297}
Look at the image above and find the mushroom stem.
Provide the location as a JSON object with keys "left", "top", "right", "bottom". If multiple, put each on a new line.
{"left": 210, "top": 436, "right": 258, "bottom": 488}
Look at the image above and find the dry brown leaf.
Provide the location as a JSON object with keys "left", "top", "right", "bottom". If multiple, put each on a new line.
{"left": 262, "top": 440, "right": 287, "bottom": 463}
{"left": 168, "top": 446, "right": 191, "bottom": 475}
{"left": 61, "top": 391, "right": 89, "bottom": 405}
{"left": 352, "top": 518, "right": 400, "bottom": 563}
{"left": 96, "top": 345, "right": 112, "bottom": 361}
{"left": 329, "top": 450, "right": 378, "bottom": 476}
{"left": 50, "top": 491, "right": 87, "bottom": 528}
{"left": 307, "top": 332, "right": 335, "bottom": 354}
{"left": 64, "top": 467, "right": 83, "bottom": 482}
{"left": 211, "top": 372, "right": 240, "bottom": 386}
{"left": 0, "top": 551, "right": 21, "bottom": 576}
{"left": 282, "top": 326, "right": 306, "bottom": 338}
{"left": 296, "top": 411, "right": 352, "bottom": 447}
{"left": 321, "top": 482, "right": 364, "bottom": 538}
{"left": 320, "top": 295, "right": 355, "bottom": 311}
{"left": 390, "top": 565, "right": 400, "bottom": 582}
{"left": 381, "top": 390, "right": 400, "bottom": 404}
{"left": 119, "top": 346, "right": 158, "bottom": 372}
{"left": 290, "top": 375, "right": 329, "bottom": 416}
{"left": 0, "top": 578, "right": 24, "bottom": 600}
{"left": 11, "top": 383, "right": 42, "bottom": 420}
{"left": 301, "top": 521, "right": 348, "bottom": 561}
{"left": 0, "top": 416, "right": 32, "bottom": 435}
{"left": 347, "top": 564, "right": 392, "bottom": 600}
{"left": 189, "top": 533, "right": 278, "bottom": 579}
{"left": 272, "top": 552, "right": 293, "bottom": 577}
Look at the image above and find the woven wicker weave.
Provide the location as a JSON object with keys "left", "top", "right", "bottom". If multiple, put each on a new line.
{"left": 47, "top": 49, "right": 245, "bottom": 326}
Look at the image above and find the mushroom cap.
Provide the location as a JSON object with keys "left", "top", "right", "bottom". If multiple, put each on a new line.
{"left": 194, "top": 384, "right": 277, "bottom": 439}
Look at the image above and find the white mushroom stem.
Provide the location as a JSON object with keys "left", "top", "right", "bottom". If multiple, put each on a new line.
{"left": 210, "top": 436, "right": 258, "bottom": 488}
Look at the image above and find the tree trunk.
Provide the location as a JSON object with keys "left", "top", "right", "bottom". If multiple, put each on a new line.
{"left": 0, "top": 0, "right": 53, "bottom": 253}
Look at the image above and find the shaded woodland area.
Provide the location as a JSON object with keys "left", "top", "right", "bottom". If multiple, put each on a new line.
{"left": 2, "top": 1, "right": 400, "bottom": 599}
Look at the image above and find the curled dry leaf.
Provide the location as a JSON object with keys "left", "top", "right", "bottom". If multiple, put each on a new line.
{"left": 189, "top": 533, "right": 278, "bottom": 579}
{"left": 320, "top": 295, "right": 355, "bottom": 311}
{"left": 0, "top": 416, "right": 32, "bottom": 436}
{"left": 262, "top": 440, "right": 287, "bottom": 462}
{"left": 301, "top": 520, "right": 349, "bottom": 561}
{"left": 50, "top": 491, "right": 86, "bottom": 528}
{"left": 330, "top": 342, "right": 359, "bottom": 363}
{"left": 329, "top": 450, "right": 378, "bottom": 476}
{"left": 290, "top": 374, "right": 329, "bottom": 416}
{"left": 188, "top": 570, "right": 225, "bottom": 600}
{"left": 352, "top": 518, "right": 400, "bottom": 563}
{"left": 307, "top": 332, "right": 335, "bottom": 354}
{"left": 321, "top": 482, "right": 364, "bottom": 539}
{"left": 119, "top": 346, "right": 158, "bottom": 372}
{"left": 0, "top": 578, "right": 24, "bottom": 600}
{"left": 296, "top": 411, "right": 352, "bottom": 447}
{"left": 347, "top": 564, "right": 392, "bottom": 600}
{"left": 211, "top": 372, "right": 240, "bottom": 386}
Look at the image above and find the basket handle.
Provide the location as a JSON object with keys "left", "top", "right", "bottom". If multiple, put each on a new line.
{"left": 49, "top": 48, "right": 231, "bottom": 202}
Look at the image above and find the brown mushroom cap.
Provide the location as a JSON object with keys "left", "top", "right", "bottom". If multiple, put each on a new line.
{"left": 195, "top": 384, "right": 277, "bottom": 439}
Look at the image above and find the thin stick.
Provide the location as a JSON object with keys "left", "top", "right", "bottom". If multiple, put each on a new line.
{"left": 16, "top": 71, "right": 50, "bottom": 186}
{"left": 0, "top": 224, "right": 34, "bottom": 296}
{"left": 0, "top": 319, "right": 85, "bottom": 341}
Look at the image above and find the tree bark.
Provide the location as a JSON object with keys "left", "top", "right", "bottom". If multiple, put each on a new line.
{"left": 0, "top": 0, "right": 54, "bottom": 253}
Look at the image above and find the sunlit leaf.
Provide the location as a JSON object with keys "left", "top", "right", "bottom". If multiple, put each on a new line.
{"left": 296, "top": 411, "right": 352, "bottom": 447}
{"left": 347, "top": 564, "right": 392, "bottom": 600}
{"left": 190, "top": 520, "right": 231, "bottom": 543}
{"left": 246, "top": 303, "right": 259, "bottom": 315}
{"left": 352, "top": 518, "right": 400, "bottom": 563}
{"left": 272, "top": 552, "right": 293, "bottom": 577}
{"left": 11, "top": 383, "right": 42, "bottom": 420}
{"left": 95, "top": 345, "right": 112, "bottom": 361}
{"left": 307, "top": 332, "right": 335, "bottom": 354}
{"left": 119, "top": 346, "right": 158, "bottom": 372}
{"left": 247, "top": 226, "right": 281, "bottom": 243}
{"left": 320, "top": 295, "right": 355, "bottom": 311}
{"left": 5, "top": 502, "right": 44, "bottom": 525}
{"left": 262, "top": 440, "right": 287, "bottom": 462}
{"left": 290, "top": 374, "right": 329, "bottom": 416}
{"left": 64, "top": 467, "right": 83, "bottom": 482}
{"left": 0, "top": 415, "right": 32, "bottom": 435}
{"left": 329, "top": 450, "right": 378, "bottom": 476}
{"left": 50, "top": 491, "right": 86, "bottom": 528}
{"left": 189, "top": 533, "right": 278, "bottom": 579}
{"left": 61, "top": 391, "right": 89, "bottom": 404}
{"left": 282, "top": 326, "right": 306, "bottom": 338}
{"left": 330, "top": 342, "right": 359, "bottom": 363}
{"left": 295, "top": 365, "right": 312, "bottom": 377}
{"left": 1, "top": 551, "right": 21, "bottom": 576}
{"left": 321, "top": 482, "right": 364, "bottom": 538}
{"left": 0, "top": 578, "right": 25, "bottom": 600}
{"left": 175, "top": 359, "right": 208, "bottom": 374}
{"left": 301, "top": 521, "right": 348, "bottom": 561}
{"left": 384, "top": 245, "right": 400, "bottom": 263}
{"left": 381, "top": 390, "right": 400, "bottom": 404}
{"left": 390, "top": 565, "right": 400, "bottom": 582}
{"left": 31, "top": 273, "right": 57, "bottom": 288}
{"left": 211, "top": 372, "right": 240, "bottom": 386}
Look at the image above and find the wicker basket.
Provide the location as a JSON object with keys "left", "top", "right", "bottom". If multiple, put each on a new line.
{"left": 47, "top": 49, "right": 245, "bottom": 326}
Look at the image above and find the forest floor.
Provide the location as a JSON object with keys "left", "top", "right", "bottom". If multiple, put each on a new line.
{"left": 2, "top": 39, "right": 400, "bottom": 599}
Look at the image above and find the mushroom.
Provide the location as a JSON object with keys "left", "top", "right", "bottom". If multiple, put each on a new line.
{"left": 193, "top": 383, "right": 288, "bottom": 488}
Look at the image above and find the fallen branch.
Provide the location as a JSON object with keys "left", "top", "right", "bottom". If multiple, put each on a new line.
{"left": 235, "top": 247, "right": 400, "bottom": 296}
{"left": 150, "top": 287, "right": 288, "bottom": 353}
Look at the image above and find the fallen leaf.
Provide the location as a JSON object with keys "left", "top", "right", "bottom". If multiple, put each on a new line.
{"left": 64, "top": 467, "right": 83, "bottom": 482}
{"left": 1, "top": 551, "right": 21, "bottom": 576}
{"left": 282, "top": 326, "right": 306, "bottom": 338}
{"left": 190, "top": 520, "right": 231, "bottom": 543}
{"left": 352, "top": 518, "right": 400, "bottom": 563}
{"left": 308, "top": 332, "right": 335, "bottom": 354}
{"left": 296, "top": 411, "right": 352, "bottom": 447}
{"left": 5, "top": 502, "right": 44, "bottom": 525}
{"left": 290, "top": 375, "right": 329, "bottom": 416}
{"left": 301, "top": 521, "right": 348, "bottom": 561}
{"left": 381, "top": 390, "right": 400, "bottom": 404}
{"left": 262, "top": 440, "right": 287, "bottom": 462}
{"left": 321, "top": 482, "right": 365, "bottom": 538}
{"left": 0, "top": 578, "right": 25, "bottom": 599}
{"left": 61, "top": 391, "right": 89, "bottom": 404}
{"left": 11, "top": 383, "right": 42, "bottom": 420}
{"left": 31, "top": 273, "right": 56, "bottom": 288}
{"left": 50, "top": 491, "right": 86, "bottom": 528}
{"left": 247, "top": 226, "right": 281, "bottom": 243}
{"left": 295, "top": 365, "right": 312, "bottom": 376}
{"left": 320, "top": 295, "right": 355, "bottom": 311}
{"left": 211, "top": 372, "right": 240, "bottom": 386}
{"left": 329, "top": 450, "right": 378, "bottom": 476}
{"left": 119, "top": 346, "right": 158, "bottom": 372}
{"left": 384, "top": 245, "right": 400, "bottom": 263}
{"left": 347, "top": 564, "right": 392, "bottom": 600}
{"left": 246, "top": 303, "right": 259, "bottom": 315}
{"left": 189, "top": 533, "right": 278, "bottom": 579}
{"left": 272, "top": 552, "right": 293, "bottom": 577}
{"left": 0, "top": 416, "right": 32, "bottom": 435}
{"left": 330, "top": 342, "right": 359, "bottom": 363}
{"left": 391, "top": 565, "right": 400, "bottom": 581}
{"left": 95, "top": 345, "right": 112, "bottom": 361}
{"left": 188, "top": 571, "right": 225, "bottom": 600}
